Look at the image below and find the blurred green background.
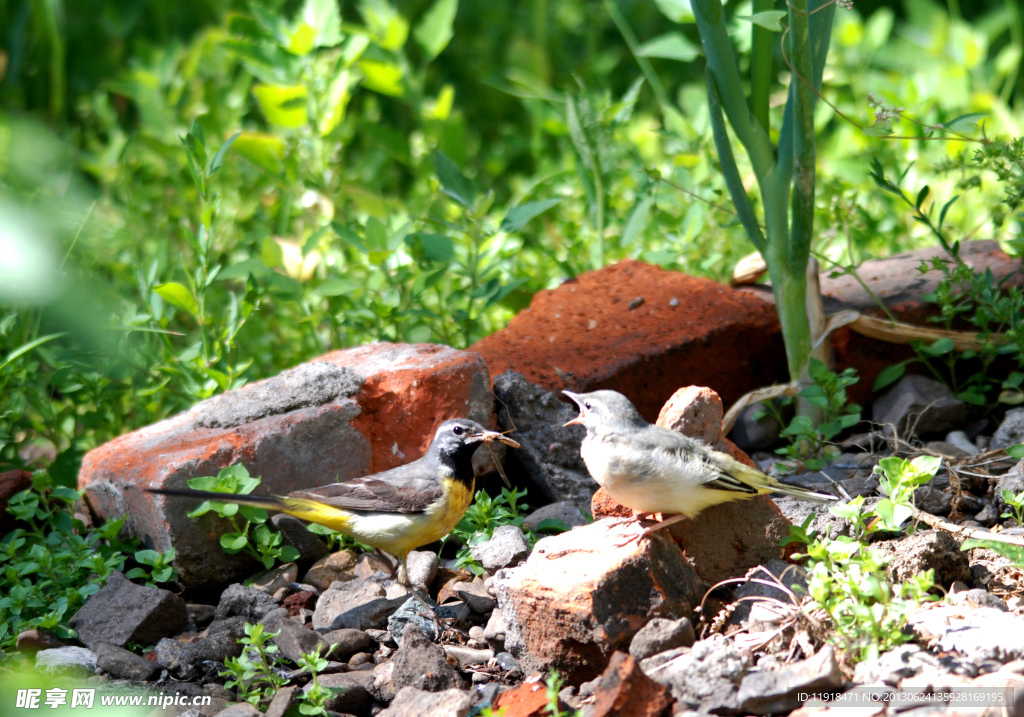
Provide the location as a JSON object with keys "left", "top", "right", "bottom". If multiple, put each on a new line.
{"left": 1, "top": 0, "right": 1022, "bottom": 482}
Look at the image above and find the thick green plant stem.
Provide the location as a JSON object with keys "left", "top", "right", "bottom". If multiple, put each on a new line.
{"left": 750, "top": 0, "right": 773, "bottom": 133}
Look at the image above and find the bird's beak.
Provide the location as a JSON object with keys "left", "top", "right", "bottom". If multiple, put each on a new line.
{"left": 471, "top": 429, "right": 522, "bottom": 449}
{"left": 562, "top": 391, "right": 585, "bottom": 427}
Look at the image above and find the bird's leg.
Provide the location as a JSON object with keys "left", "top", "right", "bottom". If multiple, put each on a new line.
{"left": 612, "top": 512, "right": 685, "bottom": 547}
{"left": 397, "top": 556, "right": 445, "bottom": 641}
{"left": 638, "top": 512, "right": 689, "bottom": 537}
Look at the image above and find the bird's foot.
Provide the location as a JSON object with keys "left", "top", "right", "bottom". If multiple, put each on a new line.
{"left": 610, "top": 513, "right": 655, "bottom": 547}
{"left": 408, "top": 587, "right": 446, "bottom": 641}
{"left": 637, "top": 513, "right": 689, "bottom": 539}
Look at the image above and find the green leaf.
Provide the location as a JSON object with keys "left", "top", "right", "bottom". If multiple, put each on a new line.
{"left": 636, "top": 32, "right": 700, "bottom": 62}
{"left": 314, "top": 278, "right": 361, "bottom": 297}
{"left": 209, "top": 132, "right": 241, "bottom": 176}
{"left": 434, "top": 151, "right": 475, "bottom": 208}
{"left": 221, "top": 534, "right": 249, "bottom": 552}
{"left": 302, "top": 0, "right": 343, "bottom": 48}
{"left": 154, "top": 283, "right": 198, "bottom": 317}
{"left": 1007, "top": 444, "right": 1024, "bottom": 459}
{"left": 232, "top": 132, "right": 286, "bottom": 174}
{"left": 359, "top": 60, "right": 404, "bottom": 97}
{"left": 873, "top": 361, "right": 909, "bottom": 391}
{"left": 863, "top": 125, "right": 894, "bottom": 137}
{"left": 944, "top": 112, "right": 988, "bottom": 133}
{"left": 253, "top": 85, "right": 309, "bottom": 128}
{"left": 654, "top": 0, "right": 694, "bottom": 23}
{"left": 408, "top": 233, "right": 455, "bottom": 263}
{"left": 735, "top": 11, "right": 787, "bottom": 31}
{"left": 500, "top": 198, "right": 562, "bottom": 233}
{"left": 620, "top": 193, "right": 655, "bottom": 248}
{"left": 921, "top": 337, "right": 955, "bottom": 356}
{"left": 413, "top": 0, "right": 459, "bottom": 59}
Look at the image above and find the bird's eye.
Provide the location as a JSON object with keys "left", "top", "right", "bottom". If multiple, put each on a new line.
{"left": 452, "top": 425, "right": 464, "bottom": 435}
{"left": 584, "top": 402, "right": 592, "bottom": 410}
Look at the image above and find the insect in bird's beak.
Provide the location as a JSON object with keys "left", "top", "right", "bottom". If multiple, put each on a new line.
{"left": 474, "top": 429, "right": 521, "bottom": 488}
{"left": 562, "top": 391, "right": 585, "bottom": 427}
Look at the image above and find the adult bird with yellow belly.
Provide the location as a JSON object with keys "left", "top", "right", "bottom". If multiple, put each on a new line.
{"left": 148, "top": 418, "right": 520, "bottom": 586}
{"left": 563, "top": 390, "right": 836, "bottom": 536}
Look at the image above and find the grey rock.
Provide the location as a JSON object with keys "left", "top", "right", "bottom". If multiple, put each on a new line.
{"left": 728, "top": 402, "right": 782, "bottom": 452}
{"left": 737, "top": 646, "right": 842, "bottom": 714}
{"left": 370, "top": 659, "right": 398, "bottom": 702}
{"left": 451, "top": 580, "right": 498, "bottom": 614}
{"left": 251, "top": 562, "right": 298, "bottom": 595}
{"left": 443, "top": 645, "right": 494, "bottom": 669}
{"left": 406, "top": 550, "right": 439, "bottom": 592}
{"left": 35, "top": 647, "right": 98, "bottom": 677}
{"left": 641, "top": 635, "right": 747, "bottom": 712}
{"left": 493, "top": 371, "right": 596, "bottom": 505}
{"left": 264, "top": 685, "right": 297, "bottom": 717}
{"left": 262, "top": 612, "right": 325, "bottom": 664}
{"left": 629, "top": 617, "right": 696, "bottom": 661}
{"left": 389, "top": 625, "right": 464, "bottom": 693}
{"left": 494, "top": 652, "right": 521, "bottom": 672}
{"left": 873, "top": 530, "right": 971, "bottom": 587}
{"left": 154, "top": 616, "right": 246, "bottom": 680}
{"left": 872, "top": 374, "right": 970, "bottom": 437}
{"left": 470, "top": 525, "right": 530, "bottom": 571}
{"left": 187, "top": 604, "right": 216, "bottom": 629}
{"left": 312, "top": 578, "right": 406, "bottom": 632}
{"left": 945, "top": 430, "right": 980, "bottom": 455}
{"left": 214, "top": 583, "right": 279, "bottom": 622}
{"left": 271, "top": 515, "right": 330, "bottom": 567}
{"left": 974, "top": 499, "right": 999, "bottom": 525}
{"left": 322, "top": 628, "right": 372, "bottom": 659}
{"left": 852, "top": 644, "right": 940, "bottom": 685}
{"left": 68, "top": 571, "right": 188, "bottom": 650}
{"left": 992, "top": 408, "right": 1024, "bottom": 451}
{"left": 316, "top": 671, "right": 374, "bottom": 714}
{"left": 950, "top": 588, "right": 1008, "bottom": 611}
{"left": 377, "top": 686, "right": 473, "bottom": 717}
{"left": 524, "top": 501, "right": 590, "bottom": 531}
{"left": 916, "top": 486, "right": 953, "bottom": 516}
{"left": 483, "top": 607, "right": 506, "bottom": 652}
{"left": 95, "top": 643, "right": 161, "bottom": 681}
{"left": 194, "top": 362, "right": 363, "bottom": 429}
{"left": 387, "top": 595, "right": 467, "bottom": 642}
{"left": 910, "top": 605, "right": 1024, "bottom": 662}
{"left": 214, "top": 703, "right": 262, "bottom": 717}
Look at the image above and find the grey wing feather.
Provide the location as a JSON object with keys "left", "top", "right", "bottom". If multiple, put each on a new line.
{"left": 634, "top": 425, "right": 758, "bottom": 494}
{"left": 289, "top": 459, "right": 445, "bottom": 514}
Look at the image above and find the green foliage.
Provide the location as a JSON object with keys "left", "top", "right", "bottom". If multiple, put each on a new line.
{"left": 777, "top": 359, "right": 861, "bottom": 470}
{"left": 220, "top": 622, "right": 286, "bottom": 706}
{"left": 296, "top": 644, "right": 345, "bottom": 716}
{"left": 999, "top": 488, "right": 1024, "bottom": 526}
{"left": 961, "top": 538, "right": 1024, "bottom": 566}
{"left": 185, "top": 464, "right": 301, "bottom": 570}
{"left": 784, "top": 454, "right": 941, "bottom": 663}
{"left": 0, "top": 473, "right": 176, "bottom": 653}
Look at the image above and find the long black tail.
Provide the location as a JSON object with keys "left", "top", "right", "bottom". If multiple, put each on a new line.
{"left": 146, "top": 487, "right": 286, "bottom": 509}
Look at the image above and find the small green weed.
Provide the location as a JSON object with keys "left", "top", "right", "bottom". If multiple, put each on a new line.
{"left": 543, "top": 669, "right": 582, "bottom": 717}
{"left": 220, "top": 623, "right": 286, "bottom": 706}
{"left": 776, "top": 359, "right": 861, "bottom": 471}
{"left": 784, "top": 455, "right": 942, "bottom": 663}
{"left": 0, "top": 473, "right": 176, "bottom": 652}
{"left": 184, "top": 465, "right": 300, "bottom": 570}
{"left": 296, "top": 644, "right": 345, "bottom": 716}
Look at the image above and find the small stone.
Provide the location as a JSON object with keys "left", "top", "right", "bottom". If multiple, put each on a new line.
{"left": 471, "top": 525, "right": 531, "bottom": 571}
{"left": 737, "top": 646, "right": 842, "bottom": 715}
{"left": 349, "top": 652, "right": 374, "bottom": 667}
{"left": 945, "top": 430, "right": 980, "bottom": 455}
{"left": 642, "top": 635, "right": 747, "bottom": 712}
{"left": 154, "top": 616, "right": 246, "bottom": 680}
{"left": 282, "top": 590, "right": 318, "bottom": 616}
{"left": 728, "top": 402, "right": 783, "bottom": 453}
{"left": 483, "top": 608, "right": 506, "bottom": 652}
{"left": 872, "top": 374, "right": 970, "bottom": 437}
{"left": 443, "top": 645, "right": 494, "bottom": 669}
{"left": 187, "top": 604, "right": 216, "bottom": 628}
{"left": 322, "top": 628, "right": 373, "bottom": 659}
{"left": 264, "top": 685, "right": 297, "bottom": 717}
{"left": 524, "top": 501, "right": 590, "bottom": 531}
{"left": 950, "top": 588, "right": 1008, "bottom": 611}
{"left": 658, "top": 386, "right": 726, "bottom": 446}
{"left": 262, "top": 612, "right": 325, "bottom": 664}
{"left": 387, "top": 595, "right": 467, "bottom": 642}
{"left": 495, "top": 652, "right": 521, "bottom": 672}
{"left": 992, "top": 408, "right": 1024, "bottom": 451}
{"left": 315, "top": 671, "right": 375, "bottom": 714}
{"left": 910, "top": 605, "right": 1024, "bottom": 662}
{"left": 35, "top": 647, "right": 98, "bottom": 677}
{"left": 469, "top": 626, "right": 486, "bottom": 641}
{"left": 68, "top": 571, "right": 189, "bottom": 650}
{"left": 215, "top": 583, "right": 280, "bottom": 622}
{"left": 16, "top": 629, "right": 67, "bottom": 654}
{"left": 377, "top": 686, "right": 473, "bottom": 717}
{"left": 589, "top": 651, "right": 672, "bottom": 717}
{"left": 95, "top": 643, "right": 162, "bottom": 681}
{"left": 873, "top": 530, "right": 971, "bottom": 588}
{"left": 629, "top": 617, "right": 696, "bottom": 661}
{"left": 251, "top": 562, "right": 298, "bottom": 595}
{"left": 406, "top": 550, "right": 439, "bottom": 591}
{"left": 388, "top": 625, "right": 464, "bottom": 694}
{"left": 303, "top": 550, "right": 359, "bottom": 592}
{"left": 312, "top": 578, "right": 406, "bottom": 632}
{"left": 215, "top": 703, "right": 262, "bottom": 717}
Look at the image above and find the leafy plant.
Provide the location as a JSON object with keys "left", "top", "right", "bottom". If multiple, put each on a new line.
{"left": 543, "top": 669, "right": 582, "bottom": 717}
{"left": 873, "top": 455, "right": 941, "bottom": 533}
{"left": 447, "top": 487, "right": 534, "bottom": 576}
{"left": 776, "top": 358, "right": 861, "bottom": 470}
{"left": 296, "top": 644, "right": 344, "bottom": 716}
{"left": 0, "top": 474, "right": 130, "bottom": 651}
{"left": 184, "top": 464, "right": 301, "bottom": 570}
{"left": 124, "top": 547, "right": 179, "bottom": 587}
{"left": 1000, "top": 489, "right": 1024, "bottom": 526}
{"left": 220, "top": 623, "right": 287, "bottom": 706}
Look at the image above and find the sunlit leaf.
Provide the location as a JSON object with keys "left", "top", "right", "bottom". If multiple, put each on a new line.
{"left": 253, "top": 85, "right": 309, "bottom": 128}
{"left": 359, "top": 60, "right": 404, "bottom": 97}
{"left": 500, "top": 198, "right": 562, "bottom": 233}
{"left": 154, "top": 283, "right": 198, "bottom": 317}
{"left": 636, "top": 32, "right": 700, "bottom": 62}
{"left": 414, "top": 0, "right": 458, "bottom": 59}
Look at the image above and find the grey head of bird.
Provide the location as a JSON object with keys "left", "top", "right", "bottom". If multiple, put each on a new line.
{"left": 562, "top": 390, "right": 648, "bottom": 434}
{"left": 426, "top": 418, "right": 521, "bottom": 468}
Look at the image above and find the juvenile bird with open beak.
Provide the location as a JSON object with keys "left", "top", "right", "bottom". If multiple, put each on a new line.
{"left": 564, "top": 390, "right": 836, "bottom": 536}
